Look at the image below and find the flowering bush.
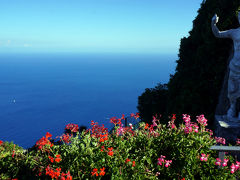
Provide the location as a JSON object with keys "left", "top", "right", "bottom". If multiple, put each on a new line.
{"left": 1, "top": 113, "right": 240, "bottom": 179}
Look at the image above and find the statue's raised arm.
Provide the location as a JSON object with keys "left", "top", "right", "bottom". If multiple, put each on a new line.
{"left": 211, "top": 14, "right": 233, "bottom": 39}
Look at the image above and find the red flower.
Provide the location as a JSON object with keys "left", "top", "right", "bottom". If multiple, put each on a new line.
{"left": 61, "top": 133, "right": 72, "bottom": 144}
{"left": 45, "top": 132, "right": 52, "bottom": 138}
{"left": 0, "top": 140, "right": 3, "bottom": 145}
{"left": 125, "top": 158, "right": 131, "bottom": 163}
{"left": 36, "top": 132, "right": 53, "bottom": 151}
{"left": 99, "top": 134, "right": 108, "bottom": 143}
{"left": 55, "top": 154, "right": 61, "bottom": 163}
{"left": 108, "top": 150, "right": 114, "bottom": 156}
{"left": 107, "top": 147, "right": 114, "bottom": 156}
{"left": 110, "top": 117, "right": 118, "bottom": 125}
{"left": 12, "top": 144, "right": 16, "bottom": 158}
{"left": 99, "top": 167, "right": 106, "bottom": 176}
{"left": 132, "top": 161, "right": 136, "bottom": 167}
{"left": 100, "top": 146, "right": 105, "bottom": 152}
{"left": 48, "top": 156, "right": 54, "bottom": 163}
{"left": 45, "top": 166, "right": 62, "bottom": 179}
{"left": 91, "top": 168, "right": 98, "bottom": 176}
{"left": 65, "top": 124, "right": 79, "bottom": 133}
{"left": 145, "top": 123, "right": 149, "bottom": 129}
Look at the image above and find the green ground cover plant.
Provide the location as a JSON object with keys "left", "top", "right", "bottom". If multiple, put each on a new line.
{"left": 1, "top": 113, "right": 240, "bottom": 179}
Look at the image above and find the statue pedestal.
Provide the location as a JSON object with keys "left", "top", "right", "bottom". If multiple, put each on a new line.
{"left": 215, "top": 115, "right": 240, "bottom": 144}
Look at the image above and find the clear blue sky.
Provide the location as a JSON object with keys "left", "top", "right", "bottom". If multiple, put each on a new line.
{"left": 0, "top": 0, "right": 203, "bottom": 54}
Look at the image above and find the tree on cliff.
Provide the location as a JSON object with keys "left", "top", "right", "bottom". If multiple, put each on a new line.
{"left": 138, "top": 0, "right": 240, "bottom": 128}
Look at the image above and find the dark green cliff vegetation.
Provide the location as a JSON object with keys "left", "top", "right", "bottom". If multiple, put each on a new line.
{"left": 138, "top": 0, "right": 240, "bottom": 129}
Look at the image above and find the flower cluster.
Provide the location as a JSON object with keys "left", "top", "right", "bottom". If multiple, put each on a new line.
{"left": 60, "top": 133, "right": 72, "bottom": 144}
{"left": 91, "top": 167, "right": 106, "bottom": 176}
{"left": 45, "top": 166, "right": 72, "bottom": 180}
{"left": 215, "top": 158, "right": 228, "bottom": 167}
{"left": 90, "top": 121, "right": 108, "bottom": 139}
{"left": 99, "top": 145, "right": 114, "bottom": 156}
{"left": 200, "top": 154, "right": 209, "bottom": 162}
{"left": 35, "top": 132, "right": 53, "bottom": 151}
{"left": 230, "top": 161, "right": 240, "bottom": 174}
{"left": 130, "top": 113, "right": 140, "bottom": 119}
{"left": 110, "top": 115, "right": 125, "bottom": 125}
{"left": 99, "top": 133, "right": 108, "bottom": 143}
{"left": 116, "top": 124, "right": 134, "bottom": 136}
{"left": 125, "top": 158, "right": 136, "bottom": 167}
{"left": 196, "top": 114, "right": 208, "bottom": 127}
{"left": 157, "top": 155, "right": 172, "bottom": 167}
{"left": 65, "top": 123, "right": 79, "bottom": 133}
{"left": 215, "top": 137, "right": 226, "bottom": 145}
{"left": 182, "top": 114, "right": 199, "bottom": 134}
{"left": 107, "top": 147, "right": 114, "bottom": 156}
{"left": 168, "top": 114, "right": 176, "bottom": 129}
{"left": 48, "top": 154, "right": 62, "bottom": 163}
{"left": 0, "top": 140, "right": 3, "bottom": 146}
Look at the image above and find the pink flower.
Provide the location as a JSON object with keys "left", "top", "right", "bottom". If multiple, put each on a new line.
{"left": 184, "top": 125, "right": 193, "bottom": 134}
{"left": 222, "top": 159, "right": 229, "bottom": 167}
{"left": 152, "top": 116, "right": 158, "bottom": 127}
{"left": 157, "top": 155, "right": 166, "bottom": 166}
{"left": 231, "top": 163, "right": 236, "bottom": 174}
{"left": 215, "top": 158, "right": 221, "bottom": 166}
{"left": 183, "top": 114, "right": 191, "bottom": 125}
{"left": 196, "top": 114, "right": 208, "bottom": 126}
{"left": 165, "top": 160, "right": 172, "bottom": 167}
{"left": 215, "top": 137, "right": 226, "bottom": 145}
{"left": 117, "top": 124, "right": 124, "bottom": 136}
{"left": 200, "top": 154, "right": 208, "bottom": 162}
{"left": 235, "top": 161, "right": 240, "bottom": 170}
{"left": 194, "top": 125, "right": 199, "bottom": 133}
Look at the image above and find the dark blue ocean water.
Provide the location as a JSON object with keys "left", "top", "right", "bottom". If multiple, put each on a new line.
{"left": 0, "top": 53, "right": 176, "bottom": 148}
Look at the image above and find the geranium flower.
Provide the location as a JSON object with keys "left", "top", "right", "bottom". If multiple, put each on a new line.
{"left": 91, "top": 168, "right": 98, "bottom": 176}
{"left": 200, "top": 154, "right": 208, "bottom": 162}
{"left": 215, "top": 137, "right": 226, "bottom": 145}
{"left": 196, "top": 114, "right": 208, "bottom": 126}
{"left": 107, "top": 147, "right": 114, "bottom": 156}
{"left": 125, "top": 158, "right": 131, "bottom": 163}
{"left": 48, "top": 156, "right": 54, "bottom": 163}
{"left": 55, "top": 154, "right": 61, "bottom": 163}
{"left": 65, "top": 124, "right": 79, "bottom": 133}
{"left": 165, "top": 160, "right": 172, "bottom": 167}
{"left": 0, "top": 140, "right": 3, "bottom": 145}
{"left": 157, "top": 155, "right": 166, "bottom": 165}
{"left": 61, "top": 133, "right": 72, "bottom": 144}
{"left": 235, "top": 161, "right": 240, "bottom": 170}
{"left": 231, "top": 163, "right": 236, "bottom": 174}
{"left": 132, "top": 161, "right": 136, "bottom": 167}
{"left": 99, "top": 167, "right": 106, "bottom": 176}
{"left": 222, "top": 159, "right": 229, "bottom": 167}
{"left": 215, "top": 158, "right": 221, "bottom": 166}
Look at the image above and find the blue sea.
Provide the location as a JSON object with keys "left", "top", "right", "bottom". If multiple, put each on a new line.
{"left": 0, "top": 53, "right": 176, "bottom": 148}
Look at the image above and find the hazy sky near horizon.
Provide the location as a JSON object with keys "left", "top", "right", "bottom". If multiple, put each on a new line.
{"left": 0, "top": 0, "right": 203, "bottom": 54}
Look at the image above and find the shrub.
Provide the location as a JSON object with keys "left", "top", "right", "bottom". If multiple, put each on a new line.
{"left": 0, "top": 113, "right": 240, "bottom": 179}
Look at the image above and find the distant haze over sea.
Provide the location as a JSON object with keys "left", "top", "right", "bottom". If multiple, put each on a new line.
{"left": 0, "top": 53, "right": 176, "bottom": 148}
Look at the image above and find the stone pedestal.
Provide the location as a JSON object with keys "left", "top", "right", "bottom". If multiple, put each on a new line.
{"left": 215, "top": 115, "right": 240, "bottom": 143}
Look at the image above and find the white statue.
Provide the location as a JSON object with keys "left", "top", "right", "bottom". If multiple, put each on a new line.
{"left": 212, "top": 12, "right": 240, "bottom": 119}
